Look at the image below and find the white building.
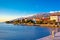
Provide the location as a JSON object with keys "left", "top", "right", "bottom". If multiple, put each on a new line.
{"left": 50, "top": 13, "right": 60, "bottom": 22}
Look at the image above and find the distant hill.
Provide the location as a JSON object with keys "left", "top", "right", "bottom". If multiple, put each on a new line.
{"left": 7, "top": 12, "right": 60, "bottom": 22}
{"left": 26, "top": 12, "right": 50, "bottom": 19}
{"left": 50, "top": 12, "right": 60, "bottom": 16}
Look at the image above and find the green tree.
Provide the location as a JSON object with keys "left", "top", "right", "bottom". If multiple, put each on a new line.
{"left": 40, "top": 20, "right": 43, "bottom": 24}
{"left": 5, "top": 21, "right": 11, "bottom": 23}
{"left": 27, "top": 20, "right": 34, "bottom": 24}
{"left": 22, "top": 19, "right": 25, "bottom": 23}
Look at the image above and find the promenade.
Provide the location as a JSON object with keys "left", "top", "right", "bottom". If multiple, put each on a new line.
{"left": 37, "top": 32, "right": 60, "bottom": 40}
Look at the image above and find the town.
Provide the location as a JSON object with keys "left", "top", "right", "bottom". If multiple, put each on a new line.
{"left": 5, "top": 12, "right": 60, "bottom": 28}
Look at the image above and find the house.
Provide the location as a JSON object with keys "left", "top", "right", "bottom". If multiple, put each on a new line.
{"left": 50, "top": 13, "right": 60, "bottom": 22}
{"left": 42, "top": 16, "right": 50, "bottom": 21}
{"left": 32, "top": 18, "right": 36, "bottom": 23}
{"left": 32, "top": 18, "right": 41, "bottom": 24}
{"left": 24, "top": 18, "right": 28, "bottom": 21}
{"left": 35, "top": 18, "right": 40, "bottom": 22}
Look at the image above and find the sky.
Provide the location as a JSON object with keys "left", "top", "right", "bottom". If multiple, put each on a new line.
{"left": 0, "top": 0, "right": 60, "bottom": 22}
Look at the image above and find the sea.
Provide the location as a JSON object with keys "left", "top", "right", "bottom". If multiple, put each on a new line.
{"left": 0, "top": 23, "right": 50, "bottom": 40}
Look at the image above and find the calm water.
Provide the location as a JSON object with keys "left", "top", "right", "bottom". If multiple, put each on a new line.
{"left": 0, "top": 23, "right": 50, "bottom": 40}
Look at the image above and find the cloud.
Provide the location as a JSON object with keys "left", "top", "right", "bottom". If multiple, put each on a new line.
{"left": 49, "top": 11, "right": 60, "bottom": 13}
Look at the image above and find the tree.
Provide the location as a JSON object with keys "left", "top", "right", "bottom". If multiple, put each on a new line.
{"left": 52, "top": 20, "right": 56, "bottom": 24}
{"left": 5, "top": 21, "right": 11, "bottom": 23}
{"left": 22, "top": 19, "right": 25, "bottom": 23}
{"left": 13, "top": 19, "right": 21, "bottom": 24}
{"left": 27, "top": 20, "right": 35, "bottom": 24}
{"left": 40, "top": 20, "right": 43, "bottom": 24}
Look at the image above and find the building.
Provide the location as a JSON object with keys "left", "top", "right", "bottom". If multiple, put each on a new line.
{"left": 35, "top": 18, "right": 40, "bottom": 22}
{"left": 42, "top": 16, "right": 50, "bottom": 21}
{"left": 24, "top": 18, "right": 28, "bottom": 21}
{"left": 50, "top": 13, "right": 60, "bottom": 22}
{"left": 32, "top": 18, "right": 36, "bottom": 23}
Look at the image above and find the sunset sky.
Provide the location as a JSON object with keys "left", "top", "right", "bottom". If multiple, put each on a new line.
{"left": 0, "top": 0, "right": 60, "bottom": 22}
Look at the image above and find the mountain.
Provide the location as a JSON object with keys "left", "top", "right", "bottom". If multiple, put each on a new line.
{"left": 7, "top": 12, "right": 60, "bottom": 22}
{"left": 50, "top": 12, "right": 60, "bottom": 16}
{"left": 26, "top": 12, "right": 50, "bottom": 19}
{"left": 10, "top": 12, "right": 50, "bottom": 21}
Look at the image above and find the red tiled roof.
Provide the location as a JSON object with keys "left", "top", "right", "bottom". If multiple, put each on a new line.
{"left": 50, "top": 12, "right": 60, "bottom": 16}
{"left": 42, "top": 18, "right": 49, "bottom": 20}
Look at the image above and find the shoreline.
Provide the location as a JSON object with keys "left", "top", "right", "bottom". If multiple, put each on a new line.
{"left": 6, "top": 23, "right": 60, "bottom": 28}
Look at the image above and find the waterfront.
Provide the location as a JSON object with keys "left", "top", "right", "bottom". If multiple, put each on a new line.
{"left": 0, "top": 23, "right": 50, "bottom": 40}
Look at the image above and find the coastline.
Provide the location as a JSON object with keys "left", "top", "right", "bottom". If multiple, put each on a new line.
{"left": 12, "top": 23, "right": 60, "bottom": 28}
